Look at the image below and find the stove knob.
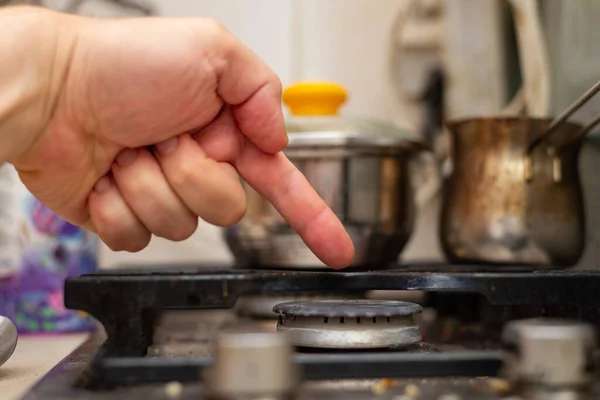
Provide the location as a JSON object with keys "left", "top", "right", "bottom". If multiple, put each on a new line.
{"left": 501, "top": 318, "right": 596, "bottom": 389}
{"left": 203, "top": 329, "right": 299, "bottom": 399}
{"left": 0, "top": 316, "right": 17, "bottom": 367}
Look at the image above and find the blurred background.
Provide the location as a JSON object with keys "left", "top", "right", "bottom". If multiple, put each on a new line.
{"left": 3, "top": 0, "right": 600, "bottom": 270}
{"left": 58, "top": 0, "right": 600, "bottom": 271}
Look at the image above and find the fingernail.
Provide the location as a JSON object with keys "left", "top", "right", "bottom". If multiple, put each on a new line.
{"left": 155, "top": 137, "right": 178, "bottom": 156}
{"left": 94, "top": 176, "right": 111, "bottom": 193}
{"left": 116, "top": 148, "right": 138, "bottom": 167}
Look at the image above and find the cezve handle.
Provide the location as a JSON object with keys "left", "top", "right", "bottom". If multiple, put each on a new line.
{"left": 528, "top": 79, "right": 600, "bottom": 154}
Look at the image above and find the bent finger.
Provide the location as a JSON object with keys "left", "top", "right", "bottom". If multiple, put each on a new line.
{"left": 112, "top": 148, "right": 198, "bottom": 241}
{"left": 155, "top": 134, "right": 246, "bottom": 227}
{"left": 88, "top": 175, "right": 151, "bottom": 252}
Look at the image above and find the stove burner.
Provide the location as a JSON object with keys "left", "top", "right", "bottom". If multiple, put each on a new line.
{"left": 237, "top": 293, "right": 363, "bottom": 319}
{"left": 273, "top": 300, "right": 423, "bottom": 349}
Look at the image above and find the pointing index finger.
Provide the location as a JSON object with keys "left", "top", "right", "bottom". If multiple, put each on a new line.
{"left": 204, "top": 22, "right": 353, "bottom": 268}
{"left": 235, "top": 141, "right": 355, "bottom": 269}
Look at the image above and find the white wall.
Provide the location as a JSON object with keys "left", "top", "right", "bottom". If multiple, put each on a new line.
{"left": 97, "top": 0, "right": 416, "bottom": 268}
{"left": 150, "top": 0, "right": 406, "bottom": 121}
{"left": 153, "top": 0, "right": 295, "bottom": 86}
{"left": 295, "top": 0, "right": 409, "bottom": 122}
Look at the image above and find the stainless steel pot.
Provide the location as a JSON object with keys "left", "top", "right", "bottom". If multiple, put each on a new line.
{"left": 224, "top": 82, "right": 429, "bottom": 269}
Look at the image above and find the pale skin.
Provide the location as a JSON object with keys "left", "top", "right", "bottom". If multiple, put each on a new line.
{"left": 1, "top": 6, "right": 354, "bottom": 269}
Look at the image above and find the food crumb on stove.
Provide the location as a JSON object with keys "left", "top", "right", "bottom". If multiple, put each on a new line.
{"left": 437, "top": 394, "right": 463, "bottom": 400}
{"left": 404, "top": 383, "right": 421, "bottom": 398}
{"left": 392, "top": 396, "right": 412, "bottom": 400}
{"left": 164, "top": 381, "right": 183, "bottom": 398}
{"left": 371, "top": 378, "right": 398, "bottom": 395}
{"left": 486, "top": 378, "right": 510, "bottom": 394}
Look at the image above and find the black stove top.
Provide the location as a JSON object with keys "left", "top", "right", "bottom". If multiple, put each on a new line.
{"left": 19, "top": 264, "right": 600, "bottom": 399}
{"left": 64, "top": 265, "right": 600, "bottom": 356}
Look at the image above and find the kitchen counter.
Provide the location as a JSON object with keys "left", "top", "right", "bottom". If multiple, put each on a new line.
{"left": 0, "top": 333, "right": 88, "bottom": 400}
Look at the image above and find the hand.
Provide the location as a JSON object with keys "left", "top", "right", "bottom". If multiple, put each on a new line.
{"left": 3, "top": 7, "right": 354, "bottom": 269}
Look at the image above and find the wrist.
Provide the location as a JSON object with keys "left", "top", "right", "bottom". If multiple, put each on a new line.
{"left": 0, "top": 6, "right": 78, "bottom": 163}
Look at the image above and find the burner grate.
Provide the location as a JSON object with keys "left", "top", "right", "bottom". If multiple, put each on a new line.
{"left": 89, "top": 344, "right": 504, "bottom": 388}
{"left": 65, "top": 265, "right": 600, "bottom": 356}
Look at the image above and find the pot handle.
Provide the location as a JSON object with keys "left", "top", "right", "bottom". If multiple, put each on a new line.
{"left": 523, "top": 79, "right": 600, "bottom": 182}
{"left": 502, "top": 0, "right": 550, "bottom": 117}
{"left": 527, "top": 79, "right": 600, "bottom": 154}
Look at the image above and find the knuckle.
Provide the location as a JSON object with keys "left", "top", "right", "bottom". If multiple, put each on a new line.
{"left": 94, "top": 204, "right": 120, "bottom": 227}
{"left": 170, "top": 159, "right": 200, "bottom": 188}
{"left": 166, "top": 218, "right": 198, "bottom": 242}
{"left": 213, "top": 193, "right": 247, "bottom": 227}
{"left": 102, "top": 234, "right": 148, "bottom": 253}
{"left": 270, "top": 74, "right": 283, "bottom": 97}
{"left": 121, "top": 237, "right": 149, "bottom": 253}
{"left": 104, "top": 240, "right": 123, "bottom": 252}
{"left": 203, "top": 17, "right": 227, "bottom": 34}
{"left": 124, "top": 169, "right": 155, "bottom": 196}
{"left": 94, "top": 210, "right": 150, "bottom": 252}
{"left": 201, "top": 17, "right": 235, "bottom": 64}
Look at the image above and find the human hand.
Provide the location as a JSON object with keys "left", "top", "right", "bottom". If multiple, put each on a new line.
{"left": 2, "top": 7, "right": 354, "bottom": 269}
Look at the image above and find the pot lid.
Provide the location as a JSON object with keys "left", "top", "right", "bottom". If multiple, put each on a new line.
{"left": 282, "top": 81, "right": 423, "bottom": 149}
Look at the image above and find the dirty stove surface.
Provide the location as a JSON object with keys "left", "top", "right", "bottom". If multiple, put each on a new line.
{"left": 20, "top": 265, "right": 600, "bottom": 399}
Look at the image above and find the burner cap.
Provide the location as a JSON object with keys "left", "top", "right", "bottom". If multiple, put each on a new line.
{"left": 237, "top": 293, "right": 363, "bottom": 319}
{"left": 273, "top": 300, "right": 422, "bottom": 318}
{"left": 273, "top": 300, "right": 423, "bottom": 349}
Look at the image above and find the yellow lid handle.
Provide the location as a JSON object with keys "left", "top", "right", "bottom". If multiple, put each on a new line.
{"left": 282, "top": 81, "right": 348, "bottom": 116}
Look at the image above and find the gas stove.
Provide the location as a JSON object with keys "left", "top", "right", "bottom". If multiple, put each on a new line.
{"left": 20, "top": 264, "right": 600, "bottom": 399}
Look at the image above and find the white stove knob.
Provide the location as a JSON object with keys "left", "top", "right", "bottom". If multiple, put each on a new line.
{"left": 0, "top": 316, "right": 17, "bottom": 368}
{"left": 502, "top": 318, "right": 596, "bottom": 389}
{"left": 203, "top": 328, "right": 299, "bottom": 398}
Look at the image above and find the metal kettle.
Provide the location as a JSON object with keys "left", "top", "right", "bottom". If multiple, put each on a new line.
{"left": 441, "top": 75, "right": 600, "bottom": 267}
{"left": 441, "top": 116, "right": 585, "bottom": 266}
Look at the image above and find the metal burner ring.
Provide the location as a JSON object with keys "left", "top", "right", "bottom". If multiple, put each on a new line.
{"left": 273, "top": 300, "right": 422, "bottom": 349}
{"left": 237, "top": 293, "right": 363, "bottom": 319}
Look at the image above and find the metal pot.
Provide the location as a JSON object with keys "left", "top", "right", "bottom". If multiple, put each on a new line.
{"left": 441, "top": 116, "right": 586, "bottom": 266}
{"left": 224, "top": 82, "right": 429, "bottom": 269}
